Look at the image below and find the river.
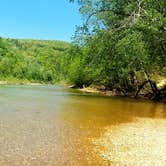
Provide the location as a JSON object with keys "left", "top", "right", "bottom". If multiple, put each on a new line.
{"left": 0, "top": 85, "right": 165, "bottom": 165}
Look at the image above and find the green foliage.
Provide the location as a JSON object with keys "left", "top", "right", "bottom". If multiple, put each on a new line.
{"left": 0, "top": 38, "right": 70, "bottom": 83}
{"left": 0, "top": 0, "right": 165, "bottom": 93}
{"left": 69, "top": 0, "right": 166, "bottom": 92}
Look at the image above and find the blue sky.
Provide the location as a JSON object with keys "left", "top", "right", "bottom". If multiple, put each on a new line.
{"left": 0, "top": 0, "right": 82, "bottom": 42}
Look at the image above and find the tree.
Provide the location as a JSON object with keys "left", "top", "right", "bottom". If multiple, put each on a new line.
{"left": 69, "top": 0, "right": 166, "bottom": 99}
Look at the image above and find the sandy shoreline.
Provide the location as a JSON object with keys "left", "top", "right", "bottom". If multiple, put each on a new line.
{"left": 0, "top": 81, "right": 8, "bottom": 85}
{"left": 0, "top": 80, "right": 45, "bottom": 86}
{"left": 77, "top": 87, "right": 119, "bottom": 96}
{"left": 93, "top": 118, "right": 166, "bottom": 165}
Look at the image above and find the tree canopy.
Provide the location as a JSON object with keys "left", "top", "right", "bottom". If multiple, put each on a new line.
{"left": 67, "top": 0, "right": 166, "bottom": 98}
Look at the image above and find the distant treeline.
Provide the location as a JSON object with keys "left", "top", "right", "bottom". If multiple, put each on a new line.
{"left": 0, "top": 38, "right": 70, "bottom": 83}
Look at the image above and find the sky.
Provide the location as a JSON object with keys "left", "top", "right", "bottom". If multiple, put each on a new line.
{"left": 0, "top": 0, "right": 82, "bottom": 42}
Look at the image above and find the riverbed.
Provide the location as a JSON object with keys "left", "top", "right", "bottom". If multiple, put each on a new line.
{"left": 0, "top": 85, "right": 165, "bottom": 165}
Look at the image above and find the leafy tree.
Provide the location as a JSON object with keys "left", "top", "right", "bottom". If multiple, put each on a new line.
{"left": 69, "top": 0, "right": 166, "bottom": 99}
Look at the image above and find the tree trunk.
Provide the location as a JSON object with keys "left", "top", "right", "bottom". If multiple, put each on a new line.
{"left": 135, "top": 80, "right": 149, "bottom": 98}
{"left": 135, "top": 71, "right": 161, "bottom": 100}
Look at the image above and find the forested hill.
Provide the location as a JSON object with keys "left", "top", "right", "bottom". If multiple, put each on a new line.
{"left": 0, "top": 37, "right": 70, "bottom": 83}
{"left": 0, "top": 0, "right": 166, "bottom": 101}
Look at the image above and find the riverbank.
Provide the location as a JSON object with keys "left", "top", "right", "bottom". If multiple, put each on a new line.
{"left": 78, "top": 87, "right": 116, "bottom": 96}
{"left": 0, "top": 80, "right": 43, "bottom": 86}
{"left": 93, "top": 118, "right": 166, "bottom": 165}
{"left": 76, "top": 83, "right": 166, "bottom": 103}
{"left": 0, "top": 78, "right": 69, "bottom": 86}
{"left": 0, "top": 79, "right": 52, "bottom": 86}
{"left": 1, "top": 78, "right": 165, "bottom": 102}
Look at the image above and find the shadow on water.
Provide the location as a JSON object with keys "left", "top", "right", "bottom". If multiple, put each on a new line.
{"left": 62, "top": 89, "right": 166, "bottom": 125}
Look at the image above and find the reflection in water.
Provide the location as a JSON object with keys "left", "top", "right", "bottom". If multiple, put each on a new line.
{"left": 0, "top": 85, "right": 165, "bottom": 165}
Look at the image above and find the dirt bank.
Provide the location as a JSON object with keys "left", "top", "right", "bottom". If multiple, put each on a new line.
{"left": 76, "top": 83, "right": 166, "bottom": 102}
{"left": 78, "top": 87, "right": 115, "bottom": 96}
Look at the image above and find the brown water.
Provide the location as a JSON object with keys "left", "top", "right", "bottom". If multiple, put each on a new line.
{"left": 0, "top": 85, "right": 165, "bottom": 165}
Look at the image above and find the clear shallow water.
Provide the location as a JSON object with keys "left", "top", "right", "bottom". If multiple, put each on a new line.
{"left": 0, "top": 85, "right": 165, "bottom": 165}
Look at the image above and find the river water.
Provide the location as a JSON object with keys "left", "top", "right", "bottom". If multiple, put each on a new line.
{"left": 0, "top": 85, "right": 165, "bottom": 165}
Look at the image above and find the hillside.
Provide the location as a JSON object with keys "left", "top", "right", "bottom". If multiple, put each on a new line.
{"left": 0, "top": 37, "right": 70, "bottom": 83}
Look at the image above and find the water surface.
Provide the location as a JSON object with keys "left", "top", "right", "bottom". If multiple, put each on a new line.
{"left": 0, "top": 85, "right": 165, "bottom": 165}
